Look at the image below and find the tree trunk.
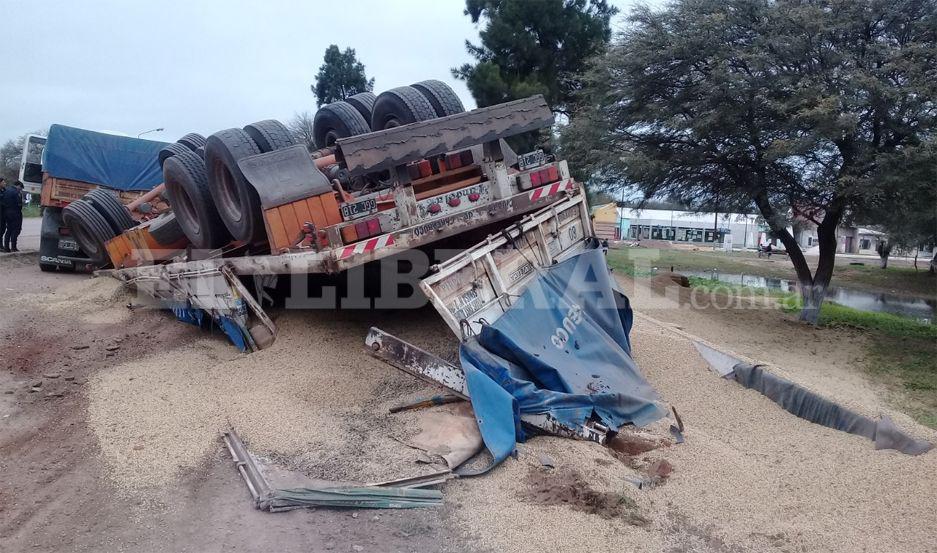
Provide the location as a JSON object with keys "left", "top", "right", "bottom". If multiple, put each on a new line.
{"left": 930, "top": 250, "right": 937, "bottom": 275}
{"left": 876, "top": 241, "right": 891, "bottom": 269}
{"left": 799, "top": 216, "right": 840, "bottom": 324}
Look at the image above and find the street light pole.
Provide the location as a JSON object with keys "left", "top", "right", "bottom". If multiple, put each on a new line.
{"left": 137, "top": 127, "right": 164, "bottom": 138}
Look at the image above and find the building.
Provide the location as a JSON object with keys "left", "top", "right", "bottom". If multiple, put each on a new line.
{"left": 618, "top": 208, "right": 761, "bottom": 248}
{"left": 590, "top": 203, "right": 619, "bottom": 240}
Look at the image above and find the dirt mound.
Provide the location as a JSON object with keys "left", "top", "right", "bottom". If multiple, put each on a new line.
{"left": 519, "top": 467, "right": 648, "bottom": 525}
{"left": 651, "top": 272, "right": 690, "bottom": 288}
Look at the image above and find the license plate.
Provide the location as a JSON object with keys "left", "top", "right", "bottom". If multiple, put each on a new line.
{"left": 340, "top": 198, "right": 377, "bottom": 221}
{"left": 58, "top": 239, "right": 79, "bottom": 251}
{"left": 518, "top": 149, "right": 546, "bottom": 171}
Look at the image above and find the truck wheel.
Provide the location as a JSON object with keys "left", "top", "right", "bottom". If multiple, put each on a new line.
{"left": 243, "top": 120, "right": 296, "bottom": 153}
{"left": 62, "top": 199, "right": 116, "bottom": 266}
{"left": 177, "top": 133, "right": 207, "bottom": 152}
{"left": 204, "top": 129, "right": 264, "bottom": 243}
{"left": 159, "top": 143, "right": 190, "bottom": 167}
{"left": 85, "top": 189, "right": 136, "bottom": 233}
{"left": 371, "top": 86, "right": 437, "bottom": 130}
{"left": 411, "top": 80, "right": 465, "bottom": 117}
{"left": 164, "top": 150, "right": 231, "bottom": 249}
{"left": 313, "top": 101, "right": 371, "bottom": 149}
{"left": 148, "top": 212, "right": 187, "bottom": 246}
{"left": 345, "top": 92, "right": 376, "bottom": 127}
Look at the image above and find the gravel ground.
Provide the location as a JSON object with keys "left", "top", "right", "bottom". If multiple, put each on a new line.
{"left": 15, "top": 271, "right": 937, "bottom": 552}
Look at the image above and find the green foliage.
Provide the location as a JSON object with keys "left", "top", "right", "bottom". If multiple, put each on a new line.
{"left": 0, "top": 136, "right": 25, "bottom": 183}
{"left": 453, "top": 0, "right": 618, "bottom": 112}
{"left": 312, "top": 45, "right": 374, "bottom": 107}
{"left": 564, "top": 0, "right": 937, "bottom": 213}
{"left": 563, "top": 0, "right": 937, "bottom": 321}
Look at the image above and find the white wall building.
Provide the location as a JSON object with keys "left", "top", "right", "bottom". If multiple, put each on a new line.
{"left": 618, "top": 208, "right": 763, "bottom": 249}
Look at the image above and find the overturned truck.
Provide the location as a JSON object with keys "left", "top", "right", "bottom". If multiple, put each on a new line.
{"left": 103, "top": 92, "right": 595, "bottom": 352}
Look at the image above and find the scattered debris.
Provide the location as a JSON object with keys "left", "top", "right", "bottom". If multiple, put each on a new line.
{"left": 607, "top": 429, "right": 670, "bottom": 457}
{"left": 519, "top": 468, "right": 648, "bottom": 525}
{"left": 646, "top": 459, "right": 673, "bottom": 479}
{"left": 43, "top": 373, "right": 61, "bottom": 379}
{"left": 389, "top": 394, "right": 462, "bottom": 414}
{"left": 399, "top": 402, "right": 484, "bottom": 470}
{"left": 222, "top": 430, "right": 443, "bottom": 512}
{"left": 368, "top": 470, "right": 455, "bottom": 489}
{"left": 70, "top": 345, "right": 89, "bottom": 350}
{"left": 670, "top": 406, "right": 686, "bottom": 443}
{"left": 693, "top": 340, "right": 932, "bottom": 455}
{"left": 538, "top": 454, "right": 555, "bottom": 469}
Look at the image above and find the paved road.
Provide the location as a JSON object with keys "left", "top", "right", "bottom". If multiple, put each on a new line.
{"left": 18, "top": 216, "right": 41, "bottom": 251}
{"left": 0, "top": 216, "right": 40, "bottom": 255}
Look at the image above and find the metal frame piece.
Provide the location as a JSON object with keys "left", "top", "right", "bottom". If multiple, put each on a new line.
{"left": 420, "top": 192, "right": 594, "bottom": 337}
{"left": 336, "top": 95, "right": 554, "bottom": 177}
{"left": 364, "top": 327, "right": 607, "bottom": 445}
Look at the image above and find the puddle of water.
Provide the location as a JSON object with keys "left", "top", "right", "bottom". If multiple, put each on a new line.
{"left": 674, "top": 269, "right": 936, "bottom": 324}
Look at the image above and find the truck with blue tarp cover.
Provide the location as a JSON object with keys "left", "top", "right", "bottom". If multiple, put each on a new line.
{"left": 28, "top": 125, "right": 167, "bottom": 272}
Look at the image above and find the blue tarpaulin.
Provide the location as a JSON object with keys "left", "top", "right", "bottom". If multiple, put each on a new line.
{"left": 459, "top": 246, "right": 666, "bottom": 469}
{"left": 42, "top": 124, "right": 168, "bottom": 191}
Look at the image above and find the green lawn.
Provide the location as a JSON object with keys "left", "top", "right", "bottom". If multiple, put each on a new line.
{"left": 608, "top": 247, "right": 937, "bottom": 299}
{"left": 23, "top": 203, "right": 42, "bottom": 218}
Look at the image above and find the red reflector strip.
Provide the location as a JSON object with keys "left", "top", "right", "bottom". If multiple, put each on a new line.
{"left": 338, "top": 234, "right": 396, "bottom": 259}
{"left": 529, "top": 179, "right": 575, "bottom": 201}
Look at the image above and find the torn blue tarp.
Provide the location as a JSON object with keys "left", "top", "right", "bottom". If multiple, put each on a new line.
{"left": 171, "top": 304, "right": 249, "bottom": 352}
{"left": 459, "top": 246, "right": 666, "bottom": 469}
{"left": 42, "top": 124, "right": 167, "bottom": 190}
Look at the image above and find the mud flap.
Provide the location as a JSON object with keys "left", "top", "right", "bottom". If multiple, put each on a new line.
{"left": 237, "top": 144, "right": 332, "bottom": 210}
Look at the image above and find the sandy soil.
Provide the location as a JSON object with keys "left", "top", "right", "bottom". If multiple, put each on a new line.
{"left": 2, "top": 254, "right": 935, "bottom": 553}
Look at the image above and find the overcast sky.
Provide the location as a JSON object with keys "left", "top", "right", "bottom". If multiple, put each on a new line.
{"left": 0, "top": 0, "right": 652, "bottom": 143}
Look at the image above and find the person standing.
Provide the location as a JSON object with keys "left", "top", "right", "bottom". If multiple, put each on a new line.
{"left": 0, "top": 178, "right": 8, "bottom": 253}
{"left": 2, "top": 181, "right": 24, "bottom": 252}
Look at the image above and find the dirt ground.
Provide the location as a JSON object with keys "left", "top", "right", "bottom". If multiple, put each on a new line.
{"left": 2, "top": 253, "right": 935, "bottom": 553}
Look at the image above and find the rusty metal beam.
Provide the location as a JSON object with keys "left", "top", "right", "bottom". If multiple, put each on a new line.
{"left": 336, "top": 95, "right": 554, "bottom": 177}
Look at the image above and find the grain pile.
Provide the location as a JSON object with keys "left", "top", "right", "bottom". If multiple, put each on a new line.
{"left": 442, "top": 319, "right": 937, "bottom": 553}
{"left": 4, "top": 274, "right": 135, "bottom": 324}
{"left": 82, "top": 271, "right": 937, "bottom": 552}
{"left": 87, "top": 306, "right": 458, "bottom": 492}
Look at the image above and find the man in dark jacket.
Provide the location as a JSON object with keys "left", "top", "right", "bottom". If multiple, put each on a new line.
{"left": 0, "top": 178, "right": 8, "bottom": 252}
{"left": 2, "top": 181, "right": 24, "bottom": 252}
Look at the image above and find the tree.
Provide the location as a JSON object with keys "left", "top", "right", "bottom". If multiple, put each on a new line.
{"left": 312, "top": 45, "right": 374, "bottom": 107}
{"left": 872, "top": 171, "right": 937, "bottom": 272}
{"left": 452, "top": 0, "right": 618, "bottom": 113}
{"left": 562, "top": 0, "right": 937, "bottom": 323}
{"left": 287, "top": 111, "right": 316, "bottom": 151}
{"left": 0, "top": 138, "right": 23, "bottom": 183}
